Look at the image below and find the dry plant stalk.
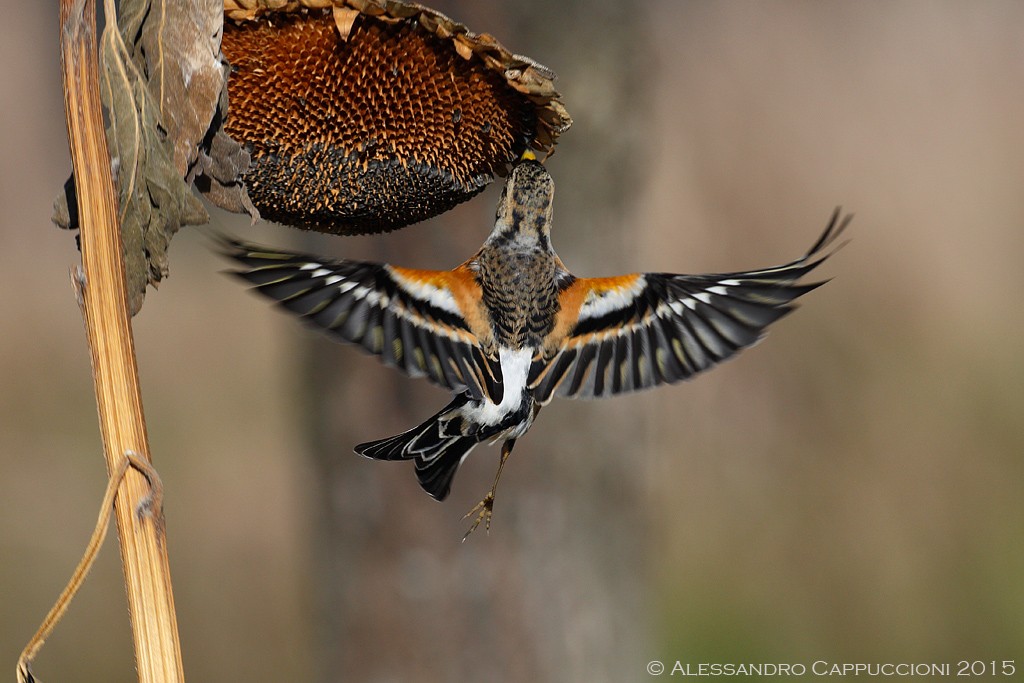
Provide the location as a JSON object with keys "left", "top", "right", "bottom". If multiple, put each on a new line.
{"left": 41, "top": 0, "right": 186, "bottom": 680}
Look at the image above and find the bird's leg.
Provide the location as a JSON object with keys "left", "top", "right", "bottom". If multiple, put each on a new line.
{"left": 463, "top": 437, "right": 517, "bottom": 540}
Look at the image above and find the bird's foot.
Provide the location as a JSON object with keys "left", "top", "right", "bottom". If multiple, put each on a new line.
{"left": 462, "top": 493, "right": 495, "bottom": 541}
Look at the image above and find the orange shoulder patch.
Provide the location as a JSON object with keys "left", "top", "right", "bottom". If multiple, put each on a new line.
{"left": 446, "top": 264, "right": 492, "bottom": 347}
{"left": 545, "top": 274, "right": 644, "bottom": 353}
{"left": 388, "top": 265, "right": 455, "bottom": 289}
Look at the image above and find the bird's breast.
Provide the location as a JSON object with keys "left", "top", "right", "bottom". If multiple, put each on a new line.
{"left": 478, "top": 247, "right": 560, "bottom": 348}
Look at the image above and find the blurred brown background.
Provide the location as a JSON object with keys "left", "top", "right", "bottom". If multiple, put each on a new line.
{"left": 2, "top": 1, "right": 1022, "bottom": 681}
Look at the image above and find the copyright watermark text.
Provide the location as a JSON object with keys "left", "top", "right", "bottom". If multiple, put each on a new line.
{"left": 645, "top": 660, "right": 1017, "bottom": 677}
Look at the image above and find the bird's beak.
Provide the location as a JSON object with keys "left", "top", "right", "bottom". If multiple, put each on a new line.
{"left": 520, "top": 149, "right": 537, "bottom": 162}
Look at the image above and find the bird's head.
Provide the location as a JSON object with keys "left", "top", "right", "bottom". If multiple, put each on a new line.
{"left": 488, "top": 150, "right": 555, "bottom": 247}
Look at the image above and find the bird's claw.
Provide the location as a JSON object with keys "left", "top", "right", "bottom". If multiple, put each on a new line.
{"left": 462, "top": 493, "right": 495, "bottom": 541}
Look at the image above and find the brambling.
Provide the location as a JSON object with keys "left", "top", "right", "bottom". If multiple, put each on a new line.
{"left": 223, "top": 152, "right": 850, "bottom": 537}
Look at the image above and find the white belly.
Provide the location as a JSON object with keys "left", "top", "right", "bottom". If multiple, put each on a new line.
{"left": 476, "top": 347, "right": 532, "bottom": 425}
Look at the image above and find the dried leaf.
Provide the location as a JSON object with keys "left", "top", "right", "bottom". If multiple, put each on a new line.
{"left": 54, "top": 0, "right": 253, "bottom": 315}
{"left": 97, "top": 0, "right": 209, "bottom": 313}
{"left": 192, "top": 129, "right": 258, "bottom": 217}
{"left": 131, "top": 1, "right": 225, "bottom": 179}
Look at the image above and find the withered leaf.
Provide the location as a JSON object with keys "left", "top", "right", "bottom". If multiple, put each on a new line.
{"left": 124, "top": 0, "right": 225, "bottom": 179}
{"left": 54, "top": 0, "right": 254, "bottom": 315}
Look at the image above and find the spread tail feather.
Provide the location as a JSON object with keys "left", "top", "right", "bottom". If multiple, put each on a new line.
{"left": 355, "top": 396, "right": 478, "bottom": 501}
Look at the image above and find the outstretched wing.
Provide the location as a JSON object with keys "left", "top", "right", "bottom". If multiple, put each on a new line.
{"left": 222, "top": 239, "right": 502, "bottom": 401}
{"left": 529, "top": 209, "right": 852, "bottom": 402}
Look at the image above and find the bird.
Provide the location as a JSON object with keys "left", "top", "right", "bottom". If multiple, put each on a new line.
{"left": 222, "top": 151, "right": 850, "bottom": 538}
